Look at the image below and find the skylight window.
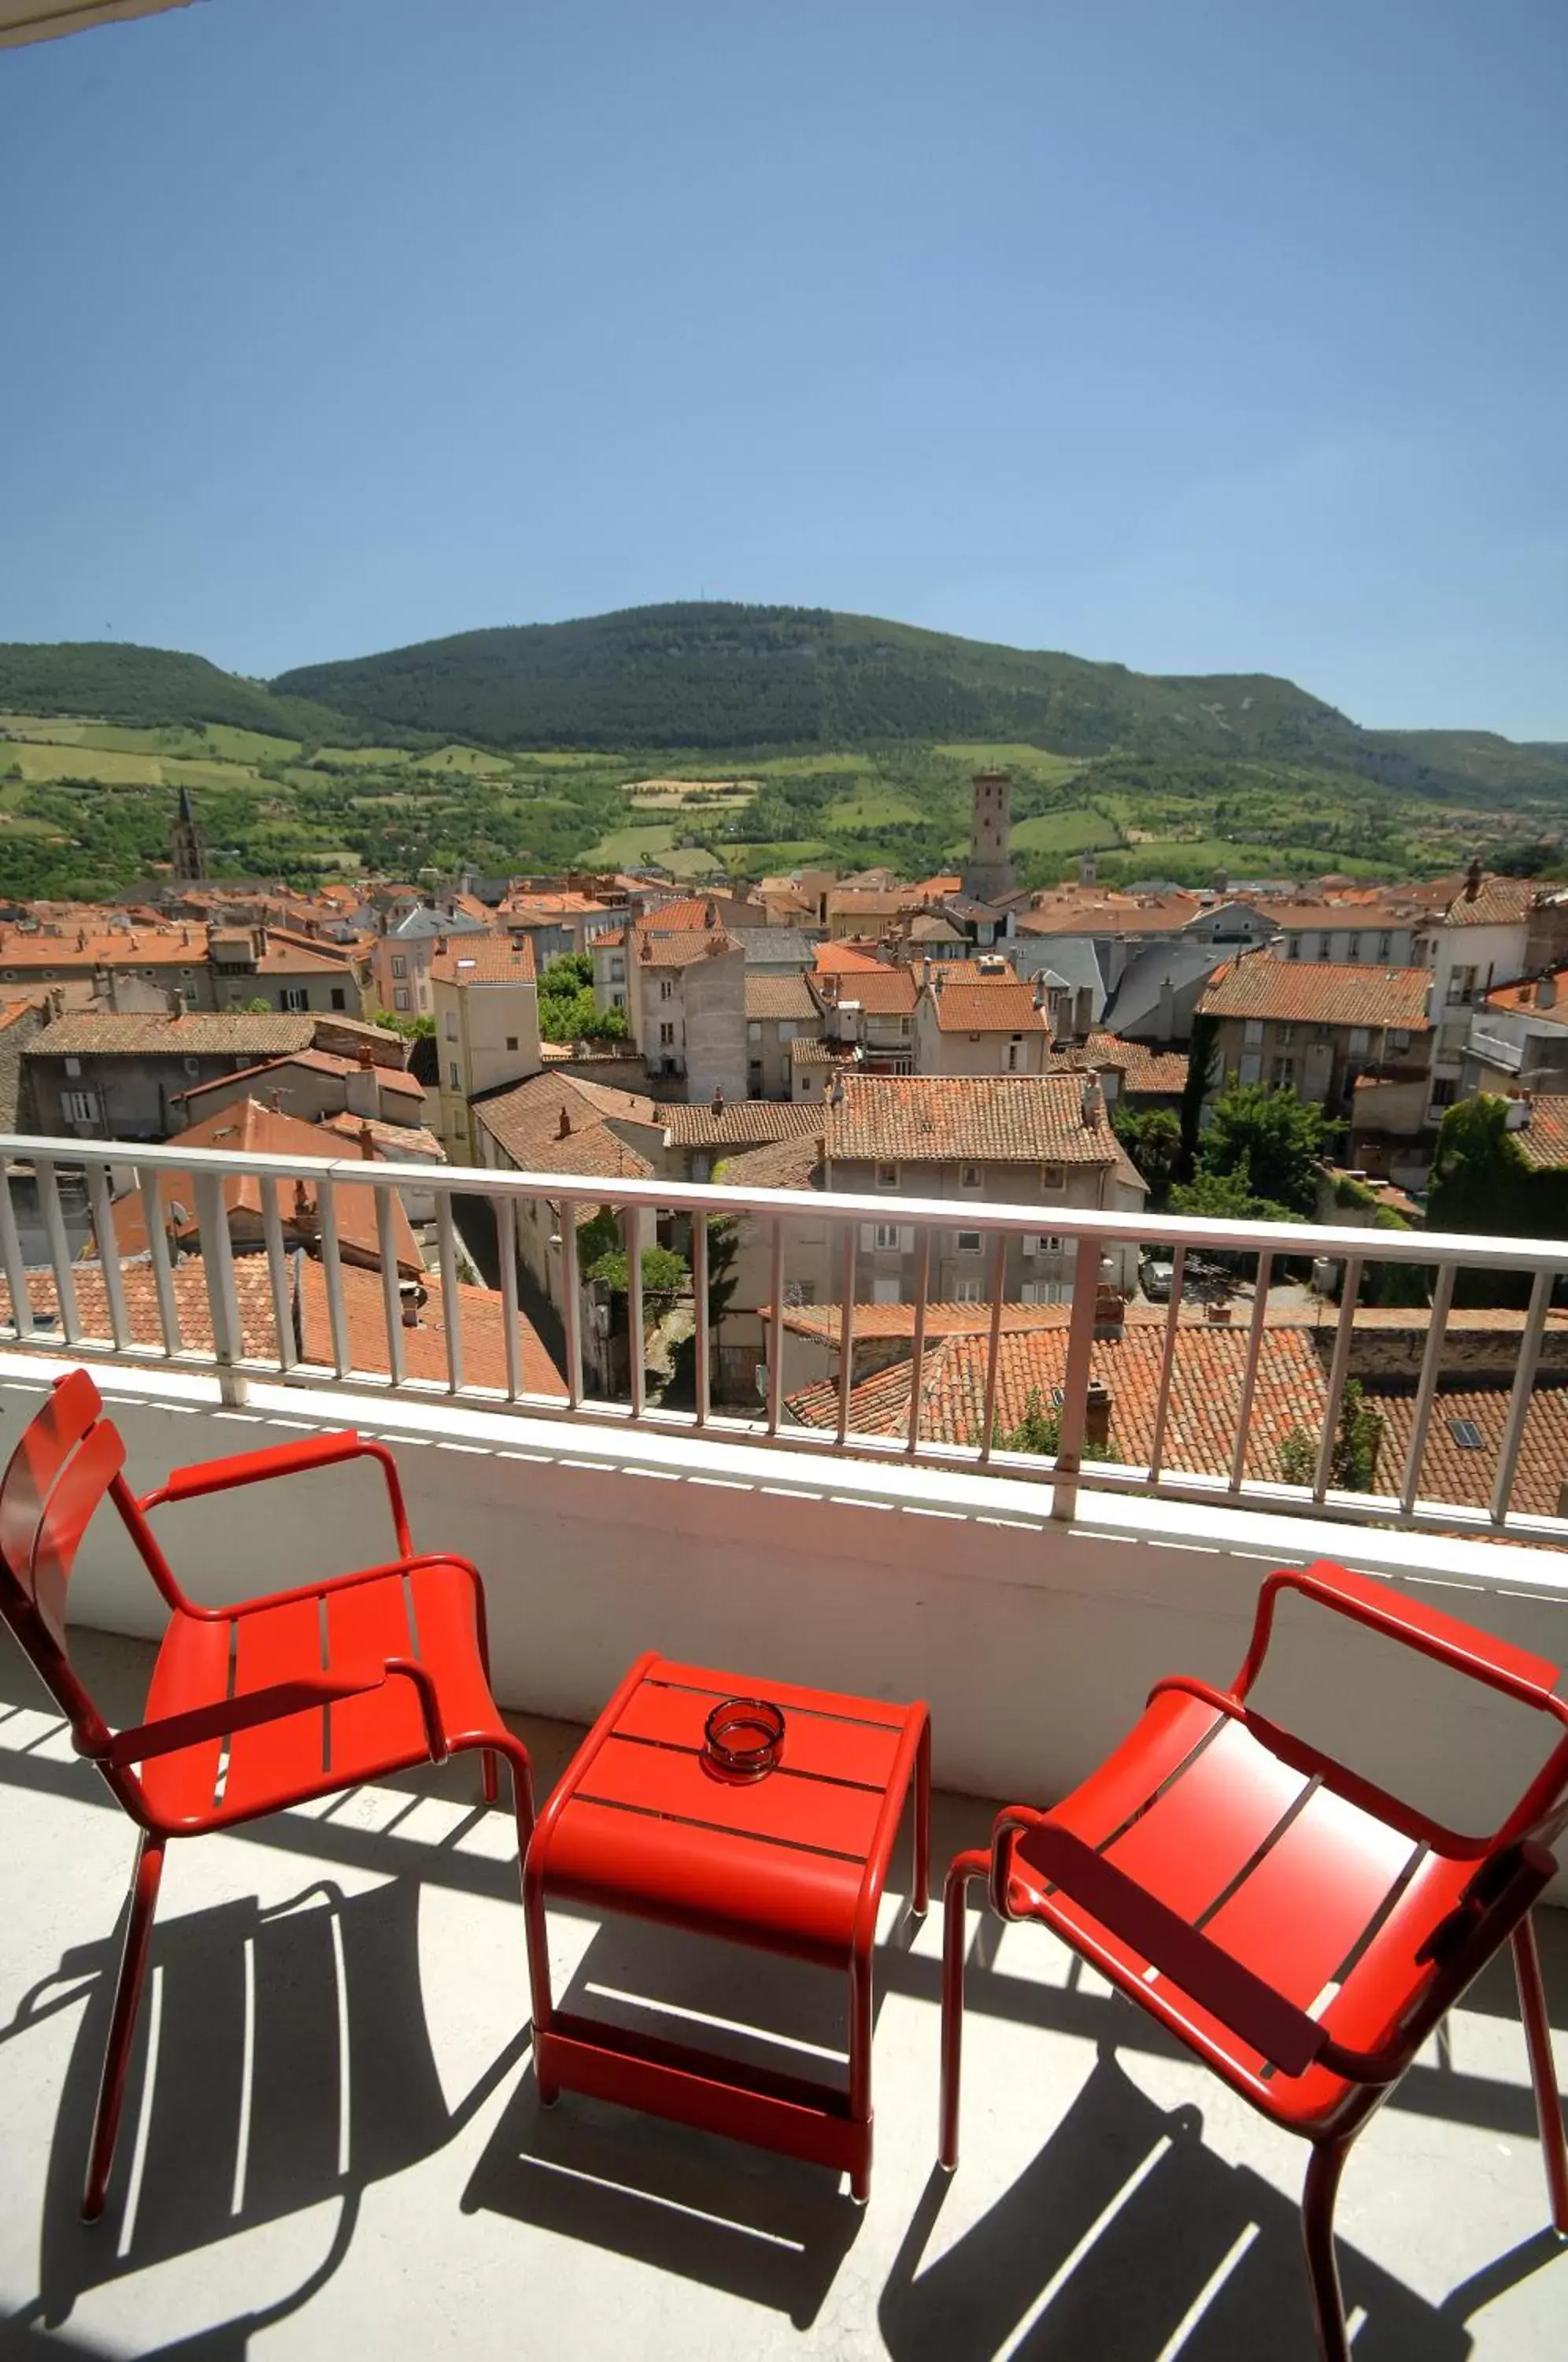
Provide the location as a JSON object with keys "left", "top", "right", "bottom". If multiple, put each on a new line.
{"left": 1448, "top": 1418, "right": 1485, "bottom": 1449}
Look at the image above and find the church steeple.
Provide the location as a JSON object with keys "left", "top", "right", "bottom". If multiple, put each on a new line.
{"left": 171, "top": 785, "right": 207, "bottom": 883}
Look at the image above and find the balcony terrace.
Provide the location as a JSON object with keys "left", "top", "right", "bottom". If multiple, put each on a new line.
{"left": 1, "top": 1132, "right": 1566, "bottom": 2356}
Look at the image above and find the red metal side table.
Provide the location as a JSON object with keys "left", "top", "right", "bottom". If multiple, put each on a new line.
{"left": 523, "top": 1650, "right": 930, "bottom": 2202}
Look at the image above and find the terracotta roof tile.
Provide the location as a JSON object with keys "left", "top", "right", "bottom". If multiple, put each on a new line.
{"left": 1200, "top": 956, "right": 1432, "bottom": 1031}
{"left": 927, "top": 979, "right": 1047, "bottom": 1035}
{"left": 472, "top": 1071, "right": 659, "bottom": 1183}
{"left": 1047, "top": 1032, "right": 1189, "bottom": 1094}
{"left": 825, "top": 1075, "right": 1119, "bottom": 1165}
{"left": 24, "top": 1012, "right": 317, "bottom": 1057}
{"left": 820, "top": 968, "right": 917, "bottom": 1016}
{"left": 1508, "top": 1096, "right": 1568, "bottom": 1172}
{"left": 713, "top": 1129, "right": 826, "bottom": 1189}
{"left": 294, "top": 1259, "right": 563, "bottom": 1398}
{"left": 665, "top": 1101, "right": 825, "bottom": 1150}
{"left": 430, "top": 936, "right": 537, "bottom": 986}
{"left": 745, "top": 975, "right": 819, "bottom": 1021}
{"left": 1441, "top": 876, "right": 1536, "bottom": 928}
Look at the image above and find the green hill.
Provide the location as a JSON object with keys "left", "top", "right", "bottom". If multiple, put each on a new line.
{"left": 0, "top": 641, "right": 358, "bottom": 744}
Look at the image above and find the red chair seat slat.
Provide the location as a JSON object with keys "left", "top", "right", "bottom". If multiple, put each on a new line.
{"left": 222, "top": 1598, "right": 325, "bottom": 1817}
{"left": 1045, "top": 1690, "right": 1229, "bottom": 1849}
{"left": 577, "top": 1733, "right": 886, "bottom": 1858}
{"left": 325, "top": 1575, "right": 423, "bottom": 1778}
{"left": 1094, "top": 1716, "right": 1306, "bottom": 1920}
{"left": 1201, "top": 1778, "right": 1419, "bottom": 2007}
{"left": 545, "top": 1795, "right": 867, "bottom": 1966}
{"left": 137, "top": 1614, "right": 231, "bottom": 1823}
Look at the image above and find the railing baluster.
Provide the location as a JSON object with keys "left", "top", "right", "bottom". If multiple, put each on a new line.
{"left": 692, "top": 1209, "right": 711, "bottom": 1427}
{"left": 1145, "top": 1242, "right": 1187, "bottom": 1485}
{"left": 560, "top": 1198, "right": 583, "bottom": 1407}
{"left": 1491, "top": 1266, "right": 1552, "bottom": 1526}
{"left": 435, "top": 1192, "right": 462, "bottom": 1394}
{"left": 1228, "top": 1252, "right": 1275, "bottom": 1491}
{"left": 626, "top": 1204, "right": 645, "bottom": 1420}
{"left": 1051, "top": 1236, "right": 1101, "bottom": 1520}
{"left": 1313, "top": 1255, "right": 1363, "bottom": 1502}
{"left": 766, "top": 1218, "right": 784, "bottom": 1435}
{"left": 494, "top": 1194, "right": 520, "bottom": 1400}
{"left": 262, "top": 1176, "right": 298, "bottom": 1373}
{"left": 977, "top": 1231, "right": 1008, "bottom": 1463}
{"left": 905, "top": 1225, "right": 931, "bottom": 1457}
{"left": 37, "top": 1158, "right": 80, "bottom": 1344}
{"left": 140, "top": 1168, "right": 181, "bottom": 1354}
{"left": 0, "top": 1153, "right": 35, "bottom": 1339}
{"left": 1398, "top": 1258, "right": 1455, "bottom": 1517}
{"left": 84, "top": 1157, "right": 129, "bottom": 1350}
{"left": 316, "top": 1178, "right": 352, "bottom": 1379}
{"left": 376, "top": 1186, "right": 405, "bottom": 1390}
{"left": 835, "top": 1222, "right": 858, "bottom": 1446}
{"left": 193, "top": 1168, "right": 245, "bottom": 1403}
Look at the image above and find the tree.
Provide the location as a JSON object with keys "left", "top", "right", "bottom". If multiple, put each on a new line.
{"left": 1111, "top": 1105, "right": 1181, "bottom": 1205}
{"left": 1178, "top": 1013, "right": 1219, "bottom": 1182}
{"left": 1168, "top": 1154, "right": 1299, "bottom": 1227}
{"left": 1426, "top": 1096, "right": 1529, "bottom": 1235}
{"left": 1278, "top": 1378, "right": 1383, "bottom": 1494}
{"left": 992, "top": 1388, "right": 1112, "bottom": 1462}
{"left": 666, "top": 1205, "right": 741, "bottom": 1405}
{"left": 1191, "top": 1079, "right": 1327, "bottom": 1216}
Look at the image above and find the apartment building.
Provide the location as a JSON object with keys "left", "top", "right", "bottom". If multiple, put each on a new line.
{"left": 911, "top": 969, "right": 1048, "bottom": 1078}
{"left": 367, "top": 903, "right": 490, "bottom": 1020}
{"left": 430, "top": 936, "right": 541, "bottom": 1161}
{"left": 1198, "top": 955, "right": 1433, "bottom": 1113}
{"left": 745, "top": 973, "right": 820, "bottom": 1097}
{"left": 24, "top": 1009, "right": 317, "bottom": 1139}
{"left": 822, "top": 1073, "right": 1147, "bottom": 1304}
{"left": 628, "top": 912, "right": 747, "bottom": 1100}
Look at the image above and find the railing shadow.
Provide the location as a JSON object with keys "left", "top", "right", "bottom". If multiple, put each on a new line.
{"left": 2, "top": 1874, "right": 526, "bottom": 2355}
{"left": 878, "top": 2049, "right": 1507, "bottom": 2361}
{"left": 460, "top": 1901, "right": 922, "bottom": 2327}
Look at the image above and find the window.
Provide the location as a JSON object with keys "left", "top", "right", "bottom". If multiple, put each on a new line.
{"left": 446, "top": 1013, "right": 458, "bottom": 1039}
{"left": 1389, "top": 1028, "right": 1410, "bottom": 1052}
{"left": 394, "top": 987, "right": 410, "bottom": 1012}
{"left": 610, "top": 957, "right": 624, "bottom": 982}
{"left": 448, "top": 1061, "right": 460, "bottom": 1090}
{"left": 330, "top": 987, "right": 346, "bottom": 1011}
{"left": 660, "top": 979, "right": 674, "bottom": 1001}
{"left": 1378, "top": 933, "right": 1392, "bottom": 960}
{"left": 1448, "top": 966, "right": 1477, "bottom": 1005}
{"left": 899, "top": 1016, "right": 912, "bottom": 1035}
{"left": 659, "top": 1021, "right": 675, "bottom": 1046}
{"left": 952, "top": 1276, "right": 983, "bottom": 1303}
{"left": 748, "top": 1023, "right": 762, "bottom": 1044}
{"left": 1316, "top": 935, "right": 1332, "bottom": 959}
{"left": 1347, "top": 937, "right": 1361, "bottom": 962}
{"left": 873, "top": 1222, "right": 900, "bottom": 1249}
{"left": 794, "top": 1282, "right": 816, "bottom": 1305}
{"left": 505, "top": 1035, "right": 518, "bottom": 1051}
{"left": 1271, "top": 1057, "right": 1296, "bottom": 1089}
{"left": 61, "top": 1090, "right": 98, "bottom": 1125}
{"left": 63, "top": 1056, "right": 80, "bottom": 1078}
{"left": 1244, "top": 1019, "right": 1264, "bottom": 1046}
{"left": 280, "top": 987, "right": 309, "bottom": 1012}
{"left": 1040, "top": 1163, "right": 1065, "bottom": 1192}
{"left": 1430, "top": 1078, "right": 1459, "bottom": 1109}
{"left": 1276, "top": 1024, "right": 1296, "bottom": 1045}
{"left": 1006, "top": 1041, "right": 1019, "bottom": 1071}
{"left": 960, "top": 1164, "right": 982, "bottom": 1189}
{"left": 956, "top": 1230, "right": 983, "bottom": 1253}
{"left": 1286, "top": 936, "right": 1300, "bottom": 959}
{"left": 1348, "top": 1027, "right": 1370, "bottom": 1055}
{"left": 968, "top": 1031, "right": 982, "bottom": 1043}
{"left": 390, "top": 955, "right": 407, "bottom": 979}
{"left": 875, "top": 1162, "right": 898, "bottom": 1189}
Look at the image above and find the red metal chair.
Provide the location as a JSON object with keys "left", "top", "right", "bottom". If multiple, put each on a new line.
{"left": 939, "top": 1557, "right": 1568, "bottom": 2361}
{"left": 0, "top": 1367, "right": 534, "bottom": 2222}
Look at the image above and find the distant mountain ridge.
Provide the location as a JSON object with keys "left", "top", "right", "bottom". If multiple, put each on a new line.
{"left": 4, "top": 606, "right": 1566, "bottom": 803}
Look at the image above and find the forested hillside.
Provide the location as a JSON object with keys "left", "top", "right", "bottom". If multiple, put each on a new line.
{"left": 0, "top": 642, "right": 358, "bottom": 744}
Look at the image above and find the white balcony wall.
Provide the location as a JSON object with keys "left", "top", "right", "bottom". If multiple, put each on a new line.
{"left": 11, "top": 1353, "right": 1566, "bottom": 1894}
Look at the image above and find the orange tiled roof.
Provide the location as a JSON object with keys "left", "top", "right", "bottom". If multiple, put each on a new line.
{"left": 472, "top": 1070, "right": 660, "bottom": 1184}
{"left": 1047, "top": 1032, "right": 1189, "bottom": 1095}
{"left": 0, "top": 1260, "right": 280, "bottom": 1360}
{"left": 926, "top": 979, "right": 1046, "bottom": 1035}
{"left": 821, "top": 968, "right": 917, "bottom": 1015}
{"left": 25, "top": 1012, "right": 316, "bottom": 1058}
{"left": 745, "top": 975, "right": 819, "bottom": 1021}
{"left": 824, "top": 1075, "right": 1119, "bottom": 1166}
{"left": 108, "top": 1098, "right": 422, "bottom": 1274}
{"left": 786, "top": 1323, "right": 1329, "bottom": 1479}
{"left": 714, "top": 1129, "right": 825, "bottom": 1189}
{"left": 665, "top": 1100, "right": 825, "bottom": 1150}
{"left": 1481, "top": 970, "right": 1568, "bottom": 1027}
{"left": 815, "top": 942, "right": 890, "bottom": 976}
{"left": 430, "top": 936, "right": 537, "bottom": 987}
{"left": 1016, "top": 890, "right": 1201, "bottom": 938}
{"left": 181, "top": 1050, "right": 425, "bottom": 1101}
{"left": 1368, "top": 1380, "right": 1568, "bottom": 1520}
{"left": 1440, "top": 876, "right": 1536, "bottom": 928}
{"left": 633, "top": 930, "right": 737, "bottom": 970}
{"left": 1508, "top": 1097, "right": 1568, "bottom": 1172}
{"left": 294, "top": 1258, "right": 564, "bottom": 1398}
{"left": 1199, "top": 956, "right": 1432, "bottom": 1031}
{"left": 315, "top": 1111, "right": 444, "bottom": 1160}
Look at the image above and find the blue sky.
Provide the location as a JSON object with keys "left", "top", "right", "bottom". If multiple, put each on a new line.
{"left": 2, "top": 0, "right": 1564, "bottom": 737}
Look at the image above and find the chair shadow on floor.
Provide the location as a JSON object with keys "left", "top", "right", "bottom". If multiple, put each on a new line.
{"left": 879, "top": 2045, "right": 1564, "bottom": 2362}
{"left": 2, "top": 1871, "right": 527, "bottom": 2360}
{"left": 461, "top": 1898, "right": 924, "bottom": 2329}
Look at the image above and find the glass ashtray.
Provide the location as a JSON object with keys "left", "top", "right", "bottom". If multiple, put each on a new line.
{"left": 702, "top": 1697, "right": 786, "bottom": 1780}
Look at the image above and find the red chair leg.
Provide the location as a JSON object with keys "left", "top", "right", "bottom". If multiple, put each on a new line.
{"left": 1513, "top": 1913, "right": 1568, "bottom": 2234}
{"left": 912, "top": 1718, "right": 931, "bottom": 1919}
{"left": 83, "top": 1831, "right": 165, "bottom": 2222}
{"left": 482, "top": 1749, "right": 500, "bottom": 1805}
{"left": 939, "top": 1849, "right": 990, "bottom": 2171}
{"left": 1301, "top": 2135, "right": 1353, "bottom": 2362}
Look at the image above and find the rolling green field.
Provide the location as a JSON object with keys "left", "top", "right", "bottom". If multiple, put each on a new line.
{"left": 0, "top": 692, "right": 1554, "bottom": 903}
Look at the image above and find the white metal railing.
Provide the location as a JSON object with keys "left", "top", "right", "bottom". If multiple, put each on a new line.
{"left": 2, "top": 1131, "right": 1568, "bottom": 1544}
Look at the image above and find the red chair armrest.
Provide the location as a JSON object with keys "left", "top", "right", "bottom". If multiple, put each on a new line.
{"left": 142, "top": 1431, "right": 413, "bottom": 1557}
{"left": 1238, "top": 1559, "right": 1566, "bottom": 1716}
{"left": 98, "top": 1654, "right": 446, "bottom": 1769}
{"left": 997, "top": 1809, "right": 1330, "bottom": 2076}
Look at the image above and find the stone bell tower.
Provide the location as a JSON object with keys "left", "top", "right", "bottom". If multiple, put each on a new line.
{"left": 170, "top": 785, "right": 208, "bottom": 883}
{"left": 963, "top": 768, "right": 1015, "bottom": 904}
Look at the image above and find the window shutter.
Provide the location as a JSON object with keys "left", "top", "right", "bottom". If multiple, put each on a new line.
{"left": 1022, "top": 1233, "right": 1038, "bottom": 1257}
{"left": 860, "top": 1223, "right": 876, "bottom": 1249}
{"left": 898, "top": 1226, "right": 915, "bottom": 1251}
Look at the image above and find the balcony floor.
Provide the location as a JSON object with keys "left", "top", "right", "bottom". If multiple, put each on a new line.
{"left": 2, "top": 1633, "right": 1566, "bottom": 2361}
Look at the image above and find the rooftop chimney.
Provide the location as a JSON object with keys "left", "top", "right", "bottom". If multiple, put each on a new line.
{"left": 557, "top": 1105, "right": 572, "bottom": 1139}
{"left": 357, "top": 1042, "right": 374, "bottom": 1066}
{"left": 1540, "top": 975, "right": 1558, "bottom": 1012}
{"left": 1084, "top": 1377, "right": 1113, "bottom": 1447}
{"left": 1080, "top": 1075, "right": 1103, "bottom": 1129}
{"left": 1465, "top": 857, "right": 1484, "bottom": 902}
{"left": 399, "top": 1278, "right": 427, "bottom": 1329}
{"left": 711, "top": 1085, "right": 725, "bottom": 1115}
